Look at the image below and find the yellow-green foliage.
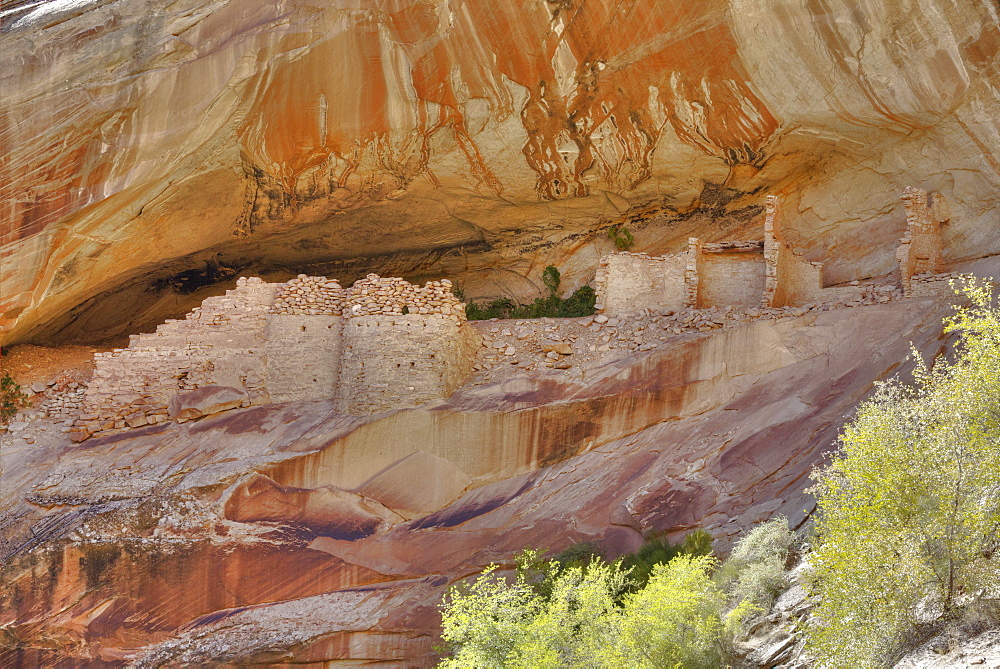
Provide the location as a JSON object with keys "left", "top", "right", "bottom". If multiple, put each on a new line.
{"left": 438, "top": 551, "right": 751, "bottom": 668}
{"left": 438, "top": 556, "right": 625, "bottom": 668}
{"left": 619, "top": 555, "right": 753, "bottom": 669}
{"left": 807, "top": 277, "right": 1000, "bottom": 667}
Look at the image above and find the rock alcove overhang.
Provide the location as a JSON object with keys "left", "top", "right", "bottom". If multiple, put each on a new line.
{"left": 3, "top": 0, "right": 1000, "bottom": 347}
{"left": 14, "top": 181, "right": 771, "bottom": 346}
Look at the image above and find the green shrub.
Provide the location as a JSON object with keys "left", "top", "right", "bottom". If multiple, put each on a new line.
{"left": 716, "top": 516, "right": 795, "bottom": 613}
{"left": 458, "top": 265, "right": 597, "bottom": 321}
{"left": 542, "top": 265, "right": 561, "bottom": 297}
{"left": 620, "top": 529, "right": 714, "bottom": 592}
{"left": 463, "top": 286, "right": 596, "bottom": 320}
{"left": 1, "top": 372, "right": 30, "bottom": 424}
{"left": 618, "top": 554, "right": 754, "bottom": 668}
{"left": 608, "top": 225, "right": 635, "bottom": 251}
{"left": 806, "top": 277, "right": 1000, "bottom": 667}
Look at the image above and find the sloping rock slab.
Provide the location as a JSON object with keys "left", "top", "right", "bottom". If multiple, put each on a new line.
{"left": 355, "top": 450, "right": 472, "bottom": 518}
{"left": 168, "top": 385, "right": 247, "bottom": 422}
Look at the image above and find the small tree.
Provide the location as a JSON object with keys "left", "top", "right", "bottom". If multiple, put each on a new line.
{"left": 542, "top": 265, "right": 561, "bottom": 298}
{"left": 1, "top": 372, "right": 30, "bottom": 424}
{"left": 717, "top": 516, "right": 795, "bottom": 613}
{"left": 438, "top": 556, "right": 626, "bottom": 668}
{"left": 608, "top": 225, "right": 635, "bottom": 251}
{"left": 437, "top": 541, "right": 754, "bottom": 668}
{"left": 807, "top": 277, "right": 1000, "bottom": 667}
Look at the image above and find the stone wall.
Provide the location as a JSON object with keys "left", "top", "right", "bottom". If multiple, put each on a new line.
{"left": 898, "top": 187, "right": 948, "bottom": 297}
{"left": 72, "top": 278, "right": 275, "bottom": 440}
{"left": 594, "top": 252, "right": 687, "bottom": 314}
{"left": 695, "top": 243, "right": 766, "bottom": 307}
{"left": 337, "top": 274, "right": 478, "bottom": 414}
{"left": 72, "top": 274, "right": 478, "bottom": 440}
{"left": 338, "top": 315, "right": 480, "bottom": 414}
{"left": 264, "top": 315, "right": 343, "bottom": 403}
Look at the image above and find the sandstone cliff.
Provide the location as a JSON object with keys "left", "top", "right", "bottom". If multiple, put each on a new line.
{"left": 0, "top": 295, "right": 965, "bottom": 665}
{"left": 2, "top": 0, "right": 999, "bottom": 344}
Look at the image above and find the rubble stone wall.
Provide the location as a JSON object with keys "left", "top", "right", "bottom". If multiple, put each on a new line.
{"left": 338, "top": 314, "right": 481, "bottom": 414}
{"left": 72, "top": 274, "right": 477, "bottom": 440}
{"left": 594, "top": 252, "right": 687, "bottom": 314}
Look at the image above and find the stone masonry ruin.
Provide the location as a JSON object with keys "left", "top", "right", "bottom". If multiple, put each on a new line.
{"left": 71, "top": 274, "right": 480, "bottom": 441}
{"left": 69, "top": 189, "right": 952, "bottom": 442}
{"left": 596, "top": 190, "right": 951, "bottom": 315}
{"left": 898, "top": 186, "right": 951, "bottom": 297}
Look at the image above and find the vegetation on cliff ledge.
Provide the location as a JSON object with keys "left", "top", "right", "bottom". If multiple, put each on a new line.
{"left": 1, "top": 370, "right": 31, "bottom": 424}
{"left": 461, "top": 266, "right": 597, "bottom": 320}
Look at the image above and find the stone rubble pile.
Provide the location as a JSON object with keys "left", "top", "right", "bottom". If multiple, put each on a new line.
{"left": 344, "top": 274, "right": 465, "bottom": 320}
{"left": 271, "top": 275, "right": 344, "bottom": 315}
{"left": 469, "top": 281, "right": 911, "bottom": 385}
{"left": 909, "top": 271, "right": 963, "bottom": 297}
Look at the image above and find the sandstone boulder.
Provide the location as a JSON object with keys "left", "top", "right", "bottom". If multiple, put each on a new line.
{"left": 542, "top": 341, "right": 573, "bottom": 355}
{"left": 167, "top": 385, "right": 247, "bottom": 423}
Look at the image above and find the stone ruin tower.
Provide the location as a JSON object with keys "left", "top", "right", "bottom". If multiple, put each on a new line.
{"left": 897, "top": 186, "right": 949, "bottom": 297}
{"left": 71, "top": 274, "right": 480, "bottom": 441}
{"left": 333, "top": 274, "right": 480, "bottom": 414}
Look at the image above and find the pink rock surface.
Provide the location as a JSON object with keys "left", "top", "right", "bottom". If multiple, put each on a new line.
{"left": 0, "top": 298, "right": 961, "bottom": 665}
{"left": 167, "top": 385, "right": 248, "bottom": 422}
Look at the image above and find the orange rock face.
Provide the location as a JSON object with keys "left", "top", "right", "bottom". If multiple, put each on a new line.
{"left": 2, "top": 0, "right": 999, "bottom": 345}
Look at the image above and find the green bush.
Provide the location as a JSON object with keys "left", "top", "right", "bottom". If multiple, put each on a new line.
{"left": 542, "top": 265, "right": 561, "bottom": 297}
{"left": 608, "top": 225, "right": 635, "bottom": 251}
{"left": 463, "top": 287, "right": 596, "bottom": 320}
{"left": 1, "top": 372, "right": 30, "bottom": 424}
{"left": 459, "top": 265, "right": 597, "bottom": 321}
{"left": 806, "top": 277, "right": 1000, "bottom": 667}
{"left": 716, "top": 516, "right": 795, "bottom": 614}
{"left": 620, "top": 529, "right": 714, "bottom": 592}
